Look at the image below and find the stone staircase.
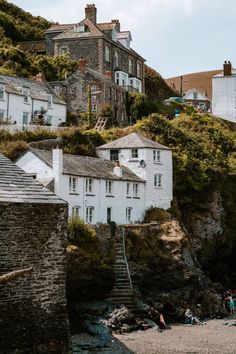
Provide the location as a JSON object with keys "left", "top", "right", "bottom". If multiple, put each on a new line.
{"left": 107, "top": 230, "right": 138, "bottom": 313}
{"left": 94, "top": 116, "right": 108, "bottom": 132}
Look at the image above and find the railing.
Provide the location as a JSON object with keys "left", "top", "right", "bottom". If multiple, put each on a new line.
{"left": 122, "top": 227, "right": 133, "bottom": 291}
{"left": 0, "top": 124, "right": 65, "bottom": 133}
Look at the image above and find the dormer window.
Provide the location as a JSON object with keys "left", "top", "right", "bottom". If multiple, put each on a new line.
{"left": 22, "top": 88, "right": 29, "bottom": 103}
{"left": 74, "top": 24, "right": 85, "bottom": 33}
{"left": 0, "top": 84, "right": 5, "bottom": 100}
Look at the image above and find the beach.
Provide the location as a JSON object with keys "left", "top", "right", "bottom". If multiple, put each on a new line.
{"left": 114, "top": 318, "right": 236, "bottom": 354}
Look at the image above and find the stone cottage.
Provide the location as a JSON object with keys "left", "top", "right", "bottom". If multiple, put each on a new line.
{"left": 50, "top": 57, "right": 128, "bottom": 125}
{"left": 0, "top": 153, "right": 69, "bottom": 354}
{"left": 45, "top": 4, "right": 145, "bottom": 93}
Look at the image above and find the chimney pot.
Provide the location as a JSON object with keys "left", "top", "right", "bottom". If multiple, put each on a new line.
{"left": 78, "top": 57, "right": 87, "bottom": 72}
{"left": 223, "top": 60, "right": 232, "bottom": 76}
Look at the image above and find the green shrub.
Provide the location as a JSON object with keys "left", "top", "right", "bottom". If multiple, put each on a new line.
{"left": 68, "top": 217, "right": 99, "bottom": 250}
{"left": 143, "top": 206, "right": 171, "bottom": 223}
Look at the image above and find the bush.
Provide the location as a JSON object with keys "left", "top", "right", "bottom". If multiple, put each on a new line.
{"left": 68, "top": 217, "right": 98, "bottom": 249}
{"left": 143, "top": 206, "right": 171, "bottom": 223}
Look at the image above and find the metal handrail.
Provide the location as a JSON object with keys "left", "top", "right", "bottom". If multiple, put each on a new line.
{"left": 122, "top": 227, "right": 133, "bottom": 291}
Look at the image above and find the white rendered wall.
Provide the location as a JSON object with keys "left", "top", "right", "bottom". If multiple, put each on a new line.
{"left": 98, "top": 147, "right": 173, "bottom": 210}
{"left": 16, "top": 152, "right": 146, "bottom": 224}
{"left": 212, "top": 76, "right": 236, "bottom": 123}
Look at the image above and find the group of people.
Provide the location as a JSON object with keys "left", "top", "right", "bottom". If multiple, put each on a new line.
{"left": 184, "top": 308, "right": 206, "bottom": 325}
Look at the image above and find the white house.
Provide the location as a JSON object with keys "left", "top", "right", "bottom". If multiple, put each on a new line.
{"left": 0, "top": 73, "right": 67, "bottom": 127}
{"left": 16, "top": 133, "right": 173, "bottom": 224}
{"left": 97, "top": 133, "right": 173, "bottom": 211}
{"left": 212, "top": 61, "right": 236, "bottom": 123}
{"left": 183, "top": 88, "right": 211, "bottom": 112}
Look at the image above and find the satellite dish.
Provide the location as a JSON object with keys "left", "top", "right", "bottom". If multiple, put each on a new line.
{"left": 139, "top": 159, "right": 146, "bottom": 168}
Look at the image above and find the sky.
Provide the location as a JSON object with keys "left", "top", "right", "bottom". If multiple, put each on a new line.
{"left": 8, "top": 0, "right": 236, "bottom": 78}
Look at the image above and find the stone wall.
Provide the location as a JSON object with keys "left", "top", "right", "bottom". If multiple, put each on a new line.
{"left": 55, "top": 38, "right": 100, "bottom": 70}
{"left": 0, "top": 202, "right": 70, "bottom": 354}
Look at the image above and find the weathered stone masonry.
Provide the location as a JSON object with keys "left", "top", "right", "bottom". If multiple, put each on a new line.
{"left": 0, "top": 203, "right": 70, "bottom": 354}
{"left": 0, "top": 153, "right": 70, "bottom": 354}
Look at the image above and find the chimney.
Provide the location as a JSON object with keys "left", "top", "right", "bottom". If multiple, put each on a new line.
{"left": 111, "top": 19, "right": 120, "bottom": 32}
{"left": 105, "top": 70, "right": 112, "bottom": 79}
{"left": 85, "top": 4, "right": 97, "bottom": 24}
{"left": 78, "top": 57, "right": 87, "bottom": 72}
{"left": 53, "top": 148, "right": 63, "bottom": 175}
{"left": 223, "top": 60, "right": 232, "bottom": 76}
{"left": 35, "top": 72, "right": 45, "bottom": 82}
{"left": 113, "top": 160, "right": 122, "bottom": 178}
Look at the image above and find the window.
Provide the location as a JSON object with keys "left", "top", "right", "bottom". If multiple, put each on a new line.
{"left": 47, "top": 95, "right": 53, "bottom": 108}
{"left": 154, "top": 174, "right": 162, "bottom": 188}
{"left": 86, "top": 178, "right": 94, "bottom": 193}
{"left": 106, "top": 180, "right": 113, "bottom": 195}
{"left": 61, "top": 47, "right": 68, "bottom": 54}
{"left": 107, "top": 207, "right": 112, "bottom": 223}
{"left": 137, "top": 62, "right": 142, "bottom": 78}
{"left": 86, "top": 206, "right": 94, "bottom": 223}
{"left": 91, "top": 84, "right": 97, "bottom": 94}
{"left": 110, "top": 149, "right": 119, "bottom": 161}
{"left": 22, "top": 88, "right": 29, "bottom": 103}
{"left": 23, "top": 112, "right": 28, "bottom": 124}
{"left": 133, "top": 183, "right": 139, "bottom": 197}
{"left": 74, "top": 24, "right": 84, "bottom": 32}
{"left": 0, "top": 84, "right": 4, "bottom": 100}
{"left": 107, "top": 86, "right": 112, "bottom": 100}
{"left": 46, "top": 115, "right": 52, "bottom": 125}
{"left": 105, "top": 44, "right": 111, "bottom": 62}
{"left": 153, "top": 150, "right": 161, "bottom": 163}
{"left": 131, "top": 149, "right": 138, "bottom": 158}
{"left": 126, "top": 182, "right": 131, "bottom": 197}
{"left": 128, "top": 58, "right": 134, "bottom": 74}
{"left": 115, "top": 50, "right": 119, "bottom": 67}
{"left": 0, "top": 109, "right": 4, "bottom": 121}
{"left": 126, "top": 207, "right": 132, "bottom": 223}
{"left": 193, "top": 91, "right": 198, "bottom": 99}
{"left": 115, "top": 89, "right": 118, "bottom": 101}
{"left": 69, "top": 176, "right": 77, "bottom": 193}
{"left": 72, "top": 206, "right": 80, "bottom": 218}
{"left": 91, "top": 104, "right": 97, "bottom": 112}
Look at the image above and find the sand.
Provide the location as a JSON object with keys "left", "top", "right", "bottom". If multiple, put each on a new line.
{"left": 114, "top": 318, "right": 236, "bottom": 354}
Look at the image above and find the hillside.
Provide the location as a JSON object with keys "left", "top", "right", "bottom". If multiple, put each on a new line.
{"left": 0, "top": 0, "right": 50, "bottom": 42}
{"left": 165, "top": 69, "right": 222, "bottom": 100}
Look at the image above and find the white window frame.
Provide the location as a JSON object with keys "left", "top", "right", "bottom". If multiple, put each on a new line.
{"left": 105, "top": 44, "right": 111, "bottom": 62}
{"left": 106, "top": 180, "right": 113, "bottom": 196}
{"left": 126, "top": 207, "right": 132, "bottom": 223}
{"left": 154, "top": 174, "right": 162, "bottom": 188}
{"left": 131, "top": 149, "right": 138, "bottom": 158}
{"left": 0, "top": 84, "right": 5, "bottom": 100}
{"left": 47, "top": 94, "right": 53, "bottom": 108}
{"left": 133, "top": 183, "right": 139, "bottom": 197}
{"left": 22, "top": 112, "right": 29, "bottom": 124}
{"left": 86, "top": 178, "right": 94, "bottom": 194}
{"left": 69, "top": 176, "right": 77, "bottom": 193}
{"left": 86, "top": 206, "right": 94, "bottom": 224}
{"left": 153, "top": 149, "right": 161, "bottom": 163}
{"left": 126, "top": 182, "right": 131, "bottom": 197}
{"left": 72, "top": 206, "right": 80, "bottom": 218}
{"left": 91, "top": 104, "right": 97, "bottom": 112}
{"left": 22, "top": 88, "right": 29, "bottom": 103}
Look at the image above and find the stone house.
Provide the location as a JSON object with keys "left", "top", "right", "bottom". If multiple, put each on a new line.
{"left": 45, "top": 4, "right": 145, "bottom": 93}
{"left": 0, "top": 73, "right": 67, "bottom": 127}
{"left": 183, "top": 88, "right": 211, "bottom": 112}
{"left": 16, "top": 133, "right": 173, "bottom": 224}
{"left": 0, "top": 153, "right": 69, "bottom": 353}
{"left": 50, "top": 58, "right": 128, "bottom": 125}
{"left": 212, "top": 61, "right": 236, "bottom": 123}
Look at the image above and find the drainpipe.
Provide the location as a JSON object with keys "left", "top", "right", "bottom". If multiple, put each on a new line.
{"left": 6, "top": 92, "right": 9, "bottom": 119}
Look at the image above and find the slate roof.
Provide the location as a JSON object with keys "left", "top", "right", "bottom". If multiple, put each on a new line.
{"left": 0, "top": 154, "right": 66, "bottom": 204}
{"left": 98, "top": 133, "right": 171, "bottom": 150}
{"left": 0, "top": 74, "right": 66, "bottom": 105}
{"left": 30, "top": 149, "right": 144, "bottom": 182}
{"left": 45, "top": 23, "right": 75, "bottom": 33}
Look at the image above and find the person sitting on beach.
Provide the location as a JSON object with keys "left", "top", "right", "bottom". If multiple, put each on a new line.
{"left": 185, "top": 309, "right": 203, "bottom": 325}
